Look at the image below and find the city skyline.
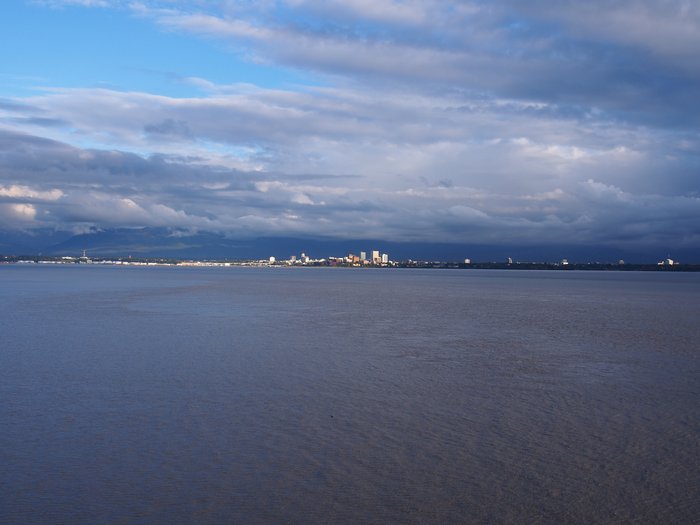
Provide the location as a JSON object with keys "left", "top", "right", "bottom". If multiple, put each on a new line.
{"left": 1, "top": 1, "right": 699, "bottom": 260}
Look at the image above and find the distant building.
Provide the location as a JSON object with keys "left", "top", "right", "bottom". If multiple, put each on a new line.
{"left": 360, "top": 251, "right": 366, "bottom": 261}
{"left": 506, "top": 257, "right": 513, "bottom": 264}
{"left": 658, "top": 258, "right": 675, "bottom": 266}
{"left": 269, "top": 256, "right": 276, "bottom": 264}
{"left": 464, "top": 258, "right": 471, "bottom": 264}
{"left": 372, "top": 250, "right": 380, "bottom": 263}
{"left": 381, "top": 253, "right": 389, "bottom": 264}
{"left": 561, "top": 259, "right": 569, "bottom": 265}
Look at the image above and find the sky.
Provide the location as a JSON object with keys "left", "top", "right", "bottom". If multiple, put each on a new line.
{"left": 1, "top": 0, "right": 699, "bottom": 259}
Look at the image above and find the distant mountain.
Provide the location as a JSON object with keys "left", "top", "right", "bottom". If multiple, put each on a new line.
{"left": 0, "top": 229, "right": 75, "bottom": 255}
{"left": 1, "top": 227, "right": 696, "bottom": 263}
{"left": 47, "top": 228, "right": 249, "bottom": 259}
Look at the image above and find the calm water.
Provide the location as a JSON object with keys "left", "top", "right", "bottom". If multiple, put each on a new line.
{"left": 1, "top": 265, "right": 699, "bottom": 524}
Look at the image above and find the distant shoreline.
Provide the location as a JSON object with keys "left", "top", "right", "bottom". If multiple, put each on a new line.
{"left": 2, "top": 256, "right": 699, "bottom": 272}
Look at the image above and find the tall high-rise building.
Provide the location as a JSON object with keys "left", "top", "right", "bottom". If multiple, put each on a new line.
{"left": 372, "top": 250, "right": 380, "bottom": 263}
{"left": 360, "top": 251, "right": 366, "bottom": 261}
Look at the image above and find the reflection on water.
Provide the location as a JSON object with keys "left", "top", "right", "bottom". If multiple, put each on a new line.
{"left": 2, "top": 266, "right": 699, "bottom": 523}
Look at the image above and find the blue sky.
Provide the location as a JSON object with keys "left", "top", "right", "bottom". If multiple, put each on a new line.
{"left": 1, "top": 0, "right": 699, "bottom": 259}
{"left": 1, "top": 1, "right": 315, "bottom": 96}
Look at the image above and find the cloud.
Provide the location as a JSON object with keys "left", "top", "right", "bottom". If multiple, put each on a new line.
{"left": 0, "top": 184, "right": 64, "bottom": 201}
{"left": 507, "top": 0, "right": 700, "bottom": 74}
{"left": 32, "top": 0, "right": 114, "bottom": 7}
{"left": 0, "top": 203, "right": 38, "bottom": 224}
{"left": 0, "top": 98, "right": 44, "bottom": 113}
{"left": 285, "top": 0, "right": 433, "bottom": 26}
{"left": 120, "top": 1, "right": 700, "bottom": 128}
{"left": 1, "top": 1, "right": 698, "bottom": 255}
{"left": 1, "top": 122, "right": 697, "bottom": 250}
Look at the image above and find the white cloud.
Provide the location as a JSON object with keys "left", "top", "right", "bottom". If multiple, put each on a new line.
{"left": 33, "top": 0, "right": 114, "bottom": 7}
{"left": 0, "top": 185, "right": 64, "bottom": 201}
{"left": 1, "top": 203, "right": 37, "bottom": 221}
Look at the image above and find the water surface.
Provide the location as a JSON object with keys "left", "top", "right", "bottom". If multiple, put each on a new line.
{"left": 2, "top": 266, "right": 699, "bottom": 523}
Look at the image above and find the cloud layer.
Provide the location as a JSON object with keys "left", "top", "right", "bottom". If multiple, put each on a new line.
{"left": 1, "top": 1, "right": 699, "bottom": 256}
